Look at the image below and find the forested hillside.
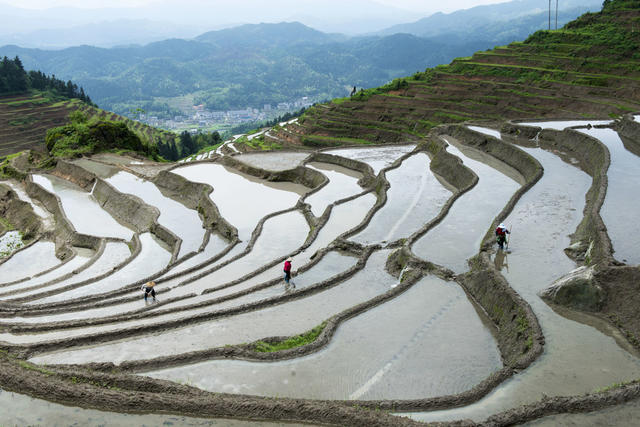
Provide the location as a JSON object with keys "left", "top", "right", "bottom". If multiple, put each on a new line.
{"left": 0, "top": 56, "right": 92, "bottom": 104}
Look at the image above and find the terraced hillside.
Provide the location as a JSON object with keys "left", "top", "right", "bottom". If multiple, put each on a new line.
{"left": 0, "top": 91, "right": 177, "bottom": 158}
{"left": 0, "top": 116, "right": 639, "bottom": 425}
{"left": 270, "top": 2, "right": 640, "bottom": 147}
{"left": 0, "top": 2, "right": 639, "bottom": 426}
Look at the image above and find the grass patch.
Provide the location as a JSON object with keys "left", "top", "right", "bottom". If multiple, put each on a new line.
{"left": 594, "top": 380, "right": 634, "bottom": 393}
{"left": 254, "top": 322, "right": 327, "bottom": 352}
{"left": 16, "top": 360, "right": 54, "bottom": 376}
{"left": 8, "top": 116, "right": 39, "bottom": 127}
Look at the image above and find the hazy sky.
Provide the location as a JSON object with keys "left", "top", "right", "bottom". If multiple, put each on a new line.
{"left": 3, "top": 0, "right": 508, "bottom": 14}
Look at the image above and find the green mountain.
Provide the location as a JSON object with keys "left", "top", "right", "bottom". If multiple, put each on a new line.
{"left": 0, "top": 9, "right": 592, "bottom": 118}
{"left": 276, "top": 0, "right": 640, "bottom": 146}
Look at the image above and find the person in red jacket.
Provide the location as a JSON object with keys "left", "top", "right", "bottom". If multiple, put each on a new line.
{"left": 283, "top": 257, "right": 293, "bottom": 286}
{"left": 495, "top": 223, "right": 510, "bottom": 250}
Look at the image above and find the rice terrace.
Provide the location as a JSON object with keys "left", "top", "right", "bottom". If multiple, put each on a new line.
{"left": 0, "top": 0, "right": 640, "bottom": 426}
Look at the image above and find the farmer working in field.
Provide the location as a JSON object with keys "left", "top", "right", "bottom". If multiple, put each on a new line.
{"left": 283, "top": 257, "right": 293, "bottom": 286}
{"left": 495, "top": 223, "right": 510, "bottom": 250}
{"left": 141, "top": 281, "right": 157, "bottom": 301}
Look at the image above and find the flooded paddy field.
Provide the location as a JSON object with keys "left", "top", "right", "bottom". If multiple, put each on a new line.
{"left": 0, "top": 241, "right": 60, "bottom": 284}
{"left": 576, "top": 127, "right": 640, "bottom": 265}
{"left": 407, "top": 129, "right": 640, "bottom": 423}
{"left": 304, "top": 162, "right": 364, "bottom": 217}
{"left": 104, "top": 171, "right": 206, "bottom": 258}
{"left": 145, "top": 274, "right": 501, "bottom": 400}
{"left": 325, "top": 145, "right": 415, "bottom": 175}
{"left": 351, "top": 152, "right": 451, "bottom": 245}
{"left": 235, "top": 152, "right": 309, "bottom": 171}
{"left": 1, "top": 134, "right": 639, "bottom": 425}
{"left": 412, "top": 138, "right": 520, "bottom": 273}
{"left": 173, "top": 163, "right": 306, "bottom": 240}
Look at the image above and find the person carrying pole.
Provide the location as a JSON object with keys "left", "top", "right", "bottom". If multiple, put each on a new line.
{"left": 495, "top": 223, "right": 510, "bottom": 250}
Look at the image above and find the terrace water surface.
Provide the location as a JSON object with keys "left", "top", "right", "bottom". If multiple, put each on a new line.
{"left": 173, "top": 163, "right": 306, "bottom": 240}
{"left": 17, "top": 242, "right": 131, "bottom": 306}
{"left": 81, "top": 193, "right": 374, "bottom": 319}
{"left": 235, "top": 152, "right": 309, "bottom": 171}
{"left": 518, "top": 120, "right": 613, "bottom": 130}
{"left": 0, "top": 248, "right": 93, "bottom": 297}
{"left": 36, "top": 233, "right": 170, "bottom": 304}
{"left": 105, "top": 171, "right": 206, "bottom": 258}
{"left": 412, "top": 139, "right": 520, "bottom": 273}
{"left": 158, "top": 233, "right": 229, "bottom": 279}
{"left": 0, "top": 241, "right": 59, "bottom": 284}
{"left": 304, "top": 162, "right": 364, "bottom": 217}
{"left": 576, "top": 127, "right": 640, "bottom": 265}
{"left": 146, "top": 274, "right": 501, "bottom": 401}
{"left": 0, "top": 387, "right": 273, "bottom": 427}
{"left": 32, "top": 174, "right": 134, "bottom": 241}
{"left": 351, "top": 153, "right": 451, "bottom": 245}
{"left": 407, "top": 140, "right": 640, "bottom": 423}
{"left": 30, "top": 250, "right": 399, "bottom": 365}
{"left": 324, "top": 145, "right": 415, "bottom": 175}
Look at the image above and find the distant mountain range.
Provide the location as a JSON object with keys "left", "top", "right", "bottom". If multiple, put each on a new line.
{"left": 375, "top": 0, "right": 601, "bottom": 38}
{"left": 0, "top": 0, "right": 603, "bottom": 118}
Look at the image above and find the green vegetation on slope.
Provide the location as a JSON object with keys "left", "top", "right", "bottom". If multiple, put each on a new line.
{"left": 45, "top": 111, "right": 159, "bottom": 159}
{"left": 253, "top": 322, "right": 326, "bottom": 353}
{"left": 286, "top": 0, "right": 640, "bottom": 145}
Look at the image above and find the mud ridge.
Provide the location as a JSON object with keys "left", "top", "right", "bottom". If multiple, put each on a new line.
{"left": 481, "top": 381, "right": 640, "bottom": 427}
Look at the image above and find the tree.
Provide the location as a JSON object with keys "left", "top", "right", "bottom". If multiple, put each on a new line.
{"left": 179, "top": 131, "right": 196, "bottom": 156}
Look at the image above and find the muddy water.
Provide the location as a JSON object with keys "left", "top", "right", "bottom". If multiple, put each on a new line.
{"left": 192, "top": 251, "right": 359, "bottom": 312}
{"left": 235, "top": 152, "right": 309, "bottom": 171}
{"left": 0, "top": 213, "right": 309, "bottom": 342}
{"left": 105, "top": 171, "right": 206, "bottom": 258}
{"left": 0, "top": 248, "right": 93, "bottom": 297}
{"left": 352, "top": 153, "right": 452, "bottom": 245}
{"left": 524, "top": 398, "right": 640, "bottom": 426}
{"left": 325, "top": 145, "right": 416, "bottom": 175}
{"left": 157, "top": 194, "right": 376, "bottom": 311}
{"left": 173, "top": 163, "right": 306, "bottom": 240}
{"left": 0, "top": 388, "right": 279, "bottom": 427}
{"left": 158, "top": 233, "right": 229, "bottom": 279}
{"left": 407, "top": 143, "right": 640, "bottom": 423}
{"left": 165, "top": 210, "right": 309, "bottom": 297}
{"left": 36, "top": 233, "right": 170, "bottom": 304}
{"left": 412, "top": 140, "right": 520, "bottom": 273}
{"left": 146, "top": 274, "right": 501, "bottom": 400}
{"left": 576, "top": 127, "right": 640, "bottom": 265}
{"left": 154, "top": 251, "right": 358, "bottom": 317}
{"left": 17, "top": 242, "right": 131, "bottom": 306}
{"left": 304, "top": 162, "right": 363, "bottom": 217}
{"left": 124, "top": 192, "right": 375, "bottom": 316}
{"left": 30, "top": 251, "right": 398, "bottom": 365}
{"left": 518, "top": 120, "right": 613, "bottom": 130}
{"left": 0, "top": 241, "right": 59, "bottom": 284}
{"left": 32, "top": 174, "right": 134, "bottom": 241}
